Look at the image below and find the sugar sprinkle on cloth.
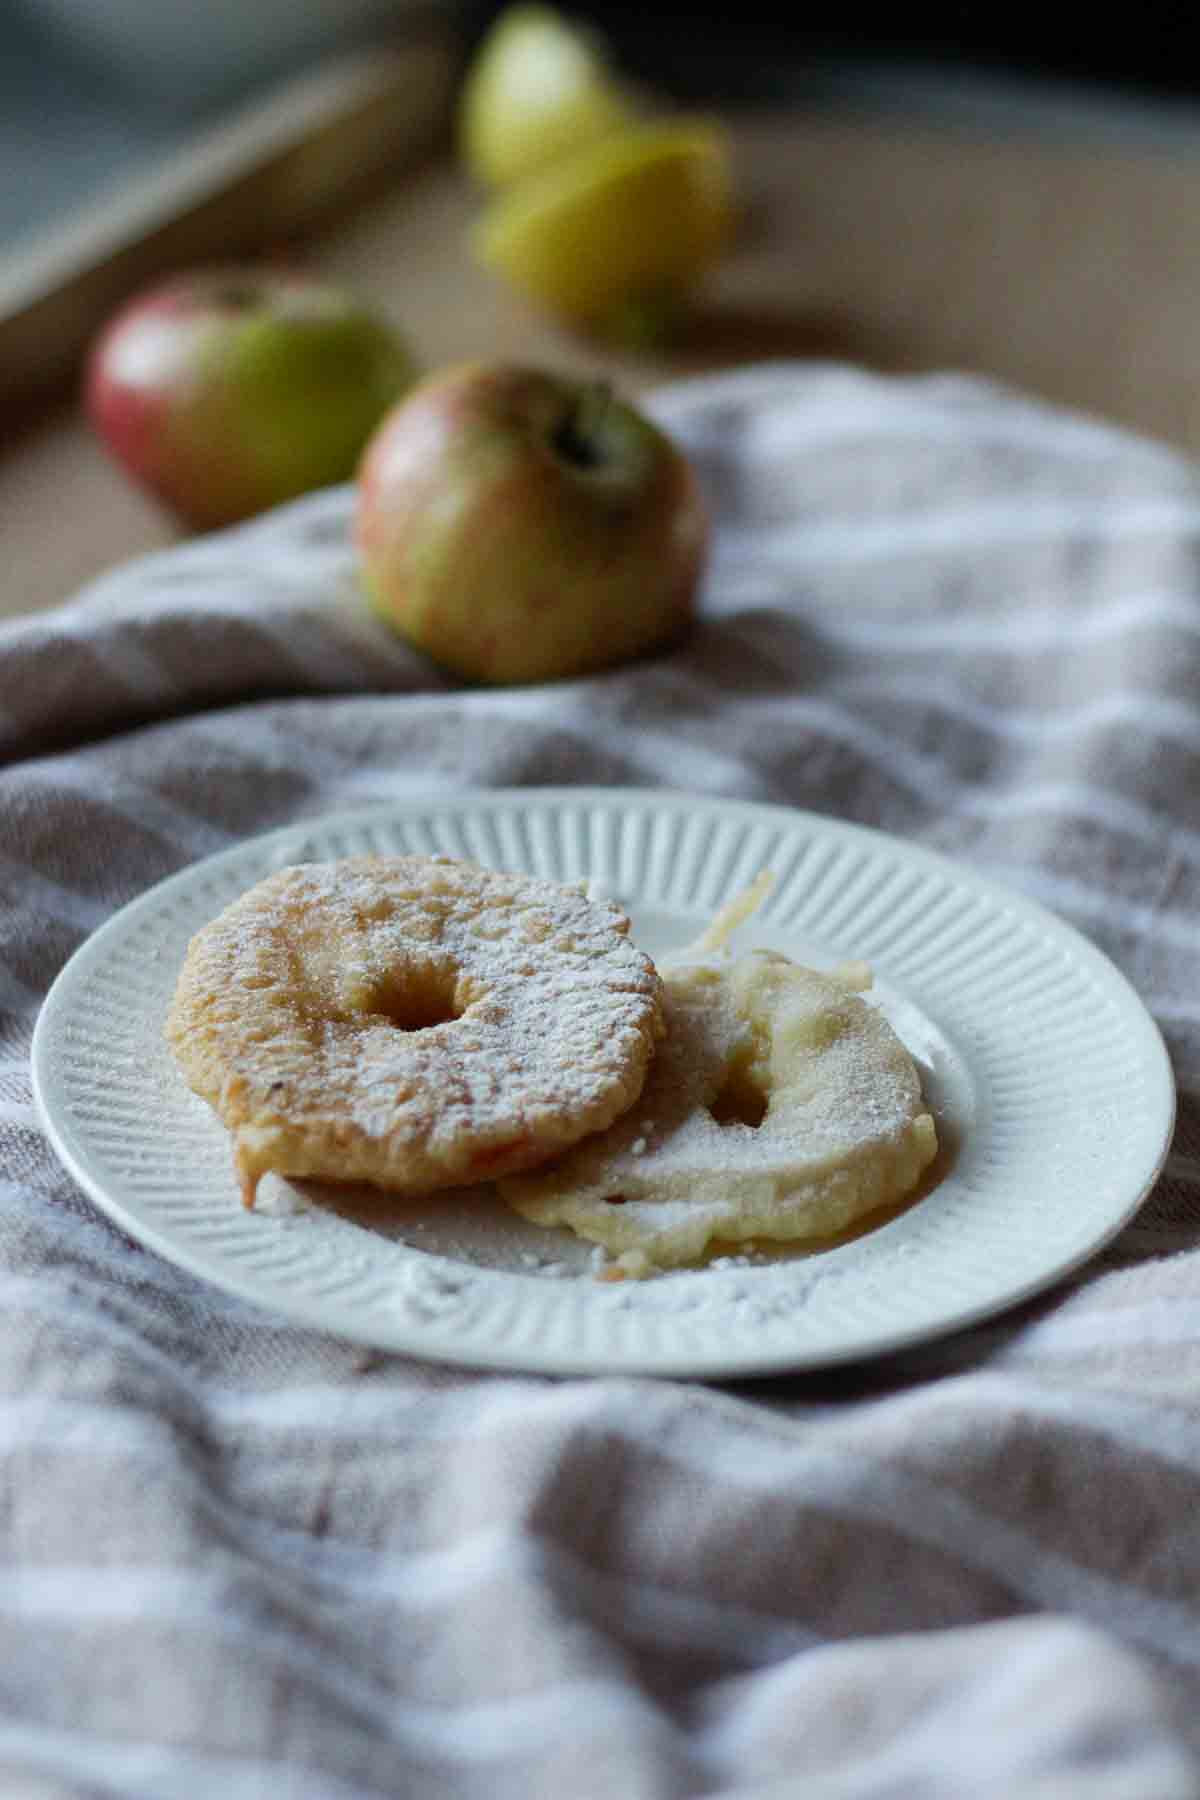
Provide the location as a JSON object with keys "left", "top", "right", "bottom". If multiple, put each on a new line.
{"left": 5, "top": 362, "right": 1200, "bottom": 1797}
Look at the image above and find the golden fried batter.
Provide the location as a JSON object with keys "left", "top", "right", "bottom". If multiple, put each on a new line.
{"left": 166, "top": 855, "right": 664, "bottom": 1205}
{"left": 501, "top": 945, "right": 937, "bottom": 1273}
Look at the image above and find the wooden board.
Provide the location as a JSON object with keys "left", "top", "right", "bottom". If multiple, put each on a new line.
{"left": 0, "top": 25, "right": 459, "bottom": 425}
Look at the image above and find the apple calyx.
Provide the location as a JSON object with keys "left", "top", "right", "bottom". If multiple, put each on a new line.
{"left": 549, "top": 379, "right": 615, "bottom": 468}
{"left": 547, "top": 379, "right": 651, "bottom": 488}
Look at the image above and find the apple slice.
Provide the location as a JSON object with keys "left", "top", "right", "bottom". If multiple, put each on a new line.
{"left": 459, "top": 2, "right": 633, "bottom": 189}
{"left": 471, "top": 119, "right": 734, "bottom": 337}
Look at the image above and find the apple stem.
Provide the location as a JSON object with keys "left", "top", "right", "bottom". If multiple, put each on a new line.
{"left": 212, "top": 284, "right": 263, "bottom": 310}
{"left": 551, "top": 381, "right": 615, "bottom": 470}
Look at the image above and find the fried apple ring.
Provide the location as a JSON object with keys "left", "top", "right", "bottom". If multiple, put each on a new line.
{"left": 500, "top": 945, "right": 937, "bottom": 1273}
{"left": 166, "top": 854, "right": 664, "bottom": 1205}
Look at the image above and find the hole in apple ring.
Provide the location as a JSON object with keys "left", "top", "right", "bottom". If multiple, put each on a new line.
{"left": 706, "top": 1056, "right": 769, "bottom": 1130}
{"left": 368, "top": 966, "right": 467, "bottom": 1033}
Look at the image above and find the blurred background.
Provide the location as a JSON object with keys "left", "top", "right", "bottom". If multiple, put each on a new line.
{"left": 4, "top": 0, "right": 1200, "bottom": 613}
{"left": 4, "top": 0, "right": 1194, "bottom": 254}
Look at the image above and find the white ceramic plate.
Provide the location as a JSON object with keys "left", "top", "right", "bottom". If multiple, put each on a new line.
{"left": 32, "top": 788, "right": 1174, "bottom": 1378}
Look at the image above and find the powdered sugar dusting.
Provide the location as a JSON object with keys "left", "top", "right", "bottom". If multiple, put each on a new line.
{"left": 166, "top": 855, "right": 664, "bottom": 1199}
{"left": 501, "top": 946, "right": 938, "bottom": 1271}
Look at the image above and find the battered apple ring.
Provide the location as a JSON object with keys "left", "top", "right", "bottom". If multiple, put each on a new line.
{"left": 501, "top": 943, "right": 938, "bottom": 1273}
{"left": 166, "top": 854, "right": 664, "bottom": 1206}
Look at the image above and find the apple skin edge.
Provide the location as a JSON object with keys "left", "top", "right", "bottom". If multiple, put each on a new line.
{"left": 354, "top": 362, "right": 709, "bottom": 686}
{"left": 86, "top": 272, "right": 415, "bottom": 532}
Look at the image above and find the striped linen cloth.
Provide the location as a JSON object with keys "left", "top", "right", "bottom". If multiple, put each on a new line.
{"left": 4, "top": 360, "right": 1200, "bottom": 1798}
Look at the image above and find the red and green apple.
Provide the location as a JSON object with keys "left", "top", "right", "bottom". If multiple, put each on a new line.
{"left": 354, "top": 361, "right": 708, "bottom": 684}
{"left": 86, "top": 268, "right": 416, "bottom": 531}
